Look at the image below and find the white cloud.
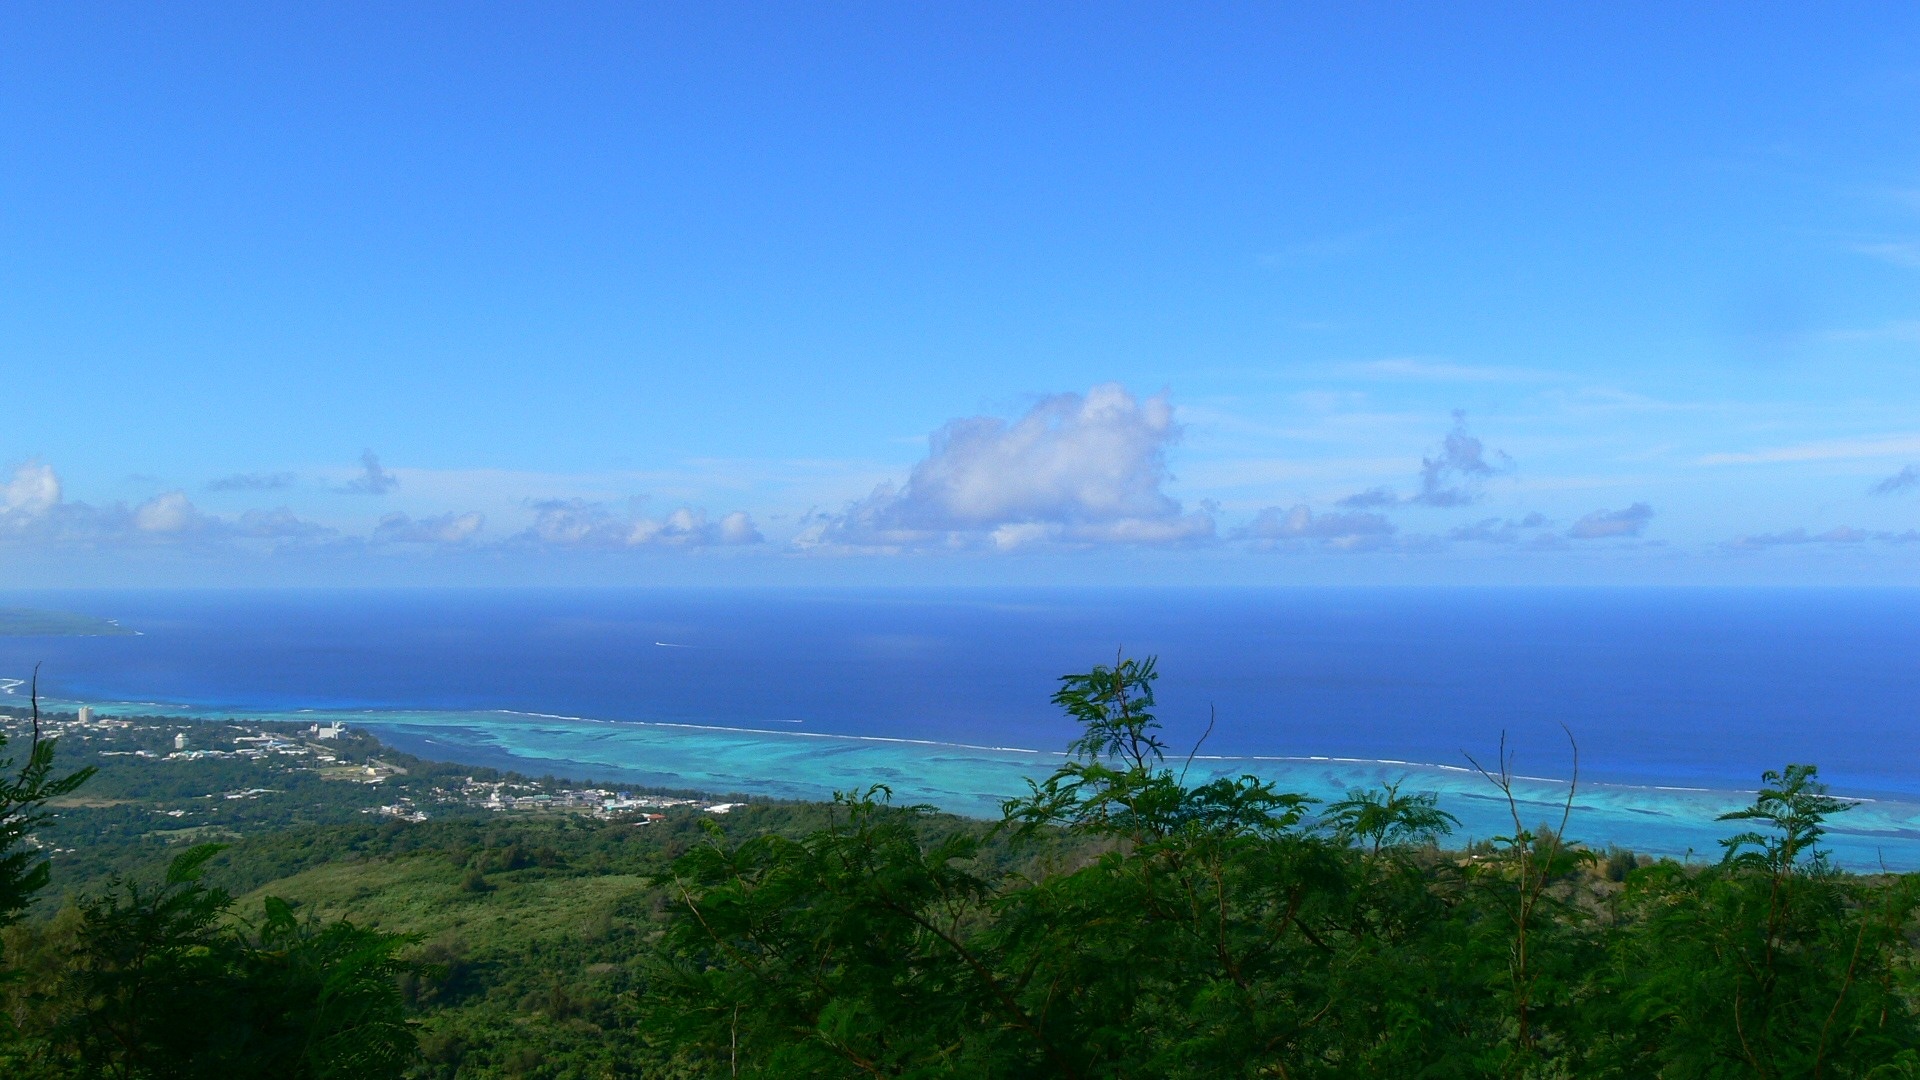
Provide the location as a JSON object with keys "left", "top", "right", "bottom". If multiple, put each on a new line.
{"left": 520, "top": 499, "right": 762, "bottom": 549}
{"left": 0, "top": 461, "right": 332, "bottom": 548}
{"left": 2, "top": 461, "right": 60, "bottom": 516}
{"left": 3, "top": 459, "right": 772, "bottom": 559}
{"left": 132, "top": 491, "right": 206, "bottom": 534}
{"left": 1243, "top": 505, "right": 1395, "bottom": 551}
{"left": 715, "top": 511, "right": 761, "bottom": 545}
{"left": 1568, "top": 503, "right": 1653, "bottom": 540}
{"left": 1413, "top": 411, "right": 1512, "bottom": 507}
{"left": 374, "top": 511, "right": 486, "bottom": 545}
{"left": 631, "top": 507, "right": 762, "bottom": 547}
{"left": 802, "top": 383, "right": 1214, "bottom": 551}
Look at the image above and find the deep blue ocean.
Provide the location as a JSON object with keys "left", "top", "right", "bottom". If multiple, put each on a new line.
{"left": 5, "top": 588, "right": 1919, "bottom": 865}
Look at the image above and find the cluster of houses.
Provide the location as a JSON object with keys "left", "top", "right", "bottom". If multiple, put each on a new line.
{"left": 454, "top": 777, "right": 718, "bottom": 819}
{"left": 7, "top": 707, "right": 749, "bottom": 824}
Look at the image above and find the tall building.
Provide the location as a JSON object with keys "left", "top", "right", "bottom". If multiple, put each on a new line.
{"left": 77, "top": 705, "right": 92, "bottom": 725}
{"left": 174, "top": 732, "right": 188, "bottom": 751}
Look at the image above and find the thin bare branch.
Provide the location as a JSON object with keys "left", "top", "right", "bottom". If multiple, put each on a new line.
{"left": 1179, "top": 705, "right": 1217, "bottom": 786}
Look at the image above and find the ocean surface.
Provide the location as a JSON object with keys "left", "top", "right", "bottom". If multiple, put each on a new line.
{"left": 3, "top": 587, "right": 1918, "bottom": 867}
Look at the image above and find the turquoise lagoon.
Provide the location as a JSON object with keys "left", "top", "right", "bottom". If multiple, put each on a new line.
{"left": 11, "top": 587, "right": 1920, "bottom": 869}
{"left": 64, "top": 699, "right": 1920, "bottom": 870}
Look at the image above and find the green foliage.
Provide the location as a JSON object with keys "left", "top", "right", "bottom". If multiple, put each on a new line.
{"left": 1052, "top": 654, "right": 1166, "bottom": 770}
{"left": 647, "top": 789, "right": 1001, "bottom": 1075}
{"left": 1599, "top": 765, "right": 1920, "bottom": 1078}
{"left": 245, "top": 894, "right": 419, "bottom": 1078}
{"left": 0, "top": 686, "right": 429, "bottom": 1079}
{"left": 651, "top": 655, "right": 1920, "bottom": 1079}
{"left": 1325, "top": 780, "right": 1458, "bottom": 858}
{"left": 14, "top": 843, "right": 420, "bottom": 1078}
{"left": 0, "top": 674, "right": 95, "bottom": 933}
{"left": 1719, "top": 762, "right": 1854, "bottom": 875}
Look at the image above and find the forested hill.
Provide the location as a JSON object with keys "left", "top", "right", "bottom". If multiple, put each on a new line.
{"left": 4, "top": 659, "right": 1920, "bottom": 1078}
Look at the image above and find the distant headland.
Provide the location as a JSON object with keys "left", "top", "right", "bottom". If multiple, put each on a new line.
{"left": 0, "top": 608, "right": 137, "bottom": 637}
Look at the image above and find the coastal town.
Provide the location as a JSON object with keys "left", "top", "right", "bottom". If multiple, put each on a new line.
{"left": 0, "top": 704, "right": 747, "bottom": 846}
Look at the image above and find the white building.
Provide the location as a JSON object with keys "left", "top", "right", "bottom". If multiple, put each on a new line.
{"left": 174, "top": 732, "right": 188, "bottom": 750}
{"left": 77, "top": 705, "right": 92, "bottom": 725}
{"left": 310, "top": 722, "right": 347, "bottom": 740}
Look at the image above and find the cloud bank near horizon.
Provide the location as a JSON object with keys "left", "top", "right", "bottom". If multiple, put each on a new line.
{"left": 7, "top": 380, "right": 1919, "bottom": 582}
{"left": 0, "top": 459, "right": 761, "bottom": 560}
{"left": 518, "top": 499, "right": 762, "bottom": 549}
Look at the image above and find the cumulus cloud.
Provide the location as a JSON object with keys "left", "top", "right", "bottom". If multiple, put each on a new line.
{"left": 116, "top": 491, "right": 339, "bottom": 545}
{"left": 1568, "top": 503, "right": 1654, "bottom": 540}
{"left": 519, "top": 499, "right": 762, "bottom": 549}
{"left": 374, "top": 511, "right": 486, "bottom": 545}
{"left": 340, "top": 451, "right": 398, "bottom": 495}
{"left": 801, "top": 384, "right": 1213, "bottom": 551}
{"left": 2, "top": 459, "right": 769, "bottom": 560}
{"left": 714, "top": 511, "right": 763, "bottom": 545}
{"left": 132, "top": 491, "right": 209, "bottom": 535}
{"left": 1324, "top": 414, "right": 1512, "bottom": 515}
{"left": 3, "top": 461, "right": 61, "bottom": 517}
{"left": 1243, "top": 505, "right": 1395, "bottom": 551}
{"left": 521, "top": 499, "right": 629, "bottom": 547}
{"left": 0, "top": 461, "right": 137, "bottom": 542}
{"left": 1870, "top": 465, "right": 1920, "bottom": 495}
{"left": 208, "top": 472, "right": 295, "bottom": 492}
{"left": 0, "top": 461, "right": 333, "bottom": 548}
{"left": 1414, "top": 411, "right": 1512, "bottom": 507}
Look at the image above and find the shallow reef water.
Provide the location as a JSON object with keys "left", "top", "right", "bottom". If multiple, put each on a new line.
{"left": 10, "top": 587, "right": 1920, "bottom": 869}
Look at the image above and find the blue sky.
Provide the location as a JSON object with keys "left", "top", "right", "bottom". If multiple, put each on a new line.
{"left": 4, "top": 4, "right": 1920, "bottom": 585}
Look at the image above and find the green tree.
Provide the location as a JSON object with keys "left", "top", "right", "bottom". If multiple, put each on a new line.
{"left": 0, "top": 668, "right": 95, "bottom": 1076}
{"left": 648, "top": 656, "right": 1920, "bottom": 1079}
{"left": 1607, "top": 765, "right": 1920, "bottom": 1078}
{"left": 655, "top": 656, "right": 1430, "bottom": 1077}
{"left": 649, "top": 788, "right": 1010, "bottom": 1076}
{"left": 29, "top": 844, "right": 418, "bottom": 1079}
{"left": 0, "top": 669, "right": 96, "bottom": 934}
{"left": 1324, "top": 781, "right": 1458, "bottom": 862}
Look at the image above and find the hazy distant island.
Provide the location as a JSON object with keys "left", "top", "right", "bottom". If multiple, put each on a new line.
{"left": 0, "top": 607, "right": 136, "bottom": 637}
